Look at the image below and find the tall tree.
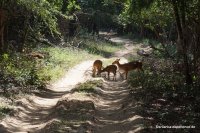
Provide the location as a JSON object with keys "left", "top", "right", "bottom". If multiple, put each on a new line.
{"left": 171, "top": 0, "right": 193, "bottom": 84}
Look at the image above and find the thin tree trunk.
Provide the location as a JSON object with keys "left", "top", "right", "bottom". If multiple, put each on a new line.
{"left": 0, "top": 9, "right": 6, "bottom": 54}
{"left": 3, "top": 21, "right": 8, "bottom": 52}
{"left": 18, "top": 16, "right": 29, "bottom": 52}
{"left": 140, "top": 26, "right": 144, "bottom": 37}
{"left": 168, "top": 23, "right": 174, "bottom": 40}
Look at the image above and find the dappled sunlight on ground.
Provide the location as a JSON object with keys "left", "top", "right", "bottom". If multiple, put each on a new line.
{"left": 92, "top": 80, "right": 145, "bottom": 133}
{"left": 0, "top": 59, "right": 96, "bottom": 132}
{"left": 0, "top": 33, "right": 146, "bottom": 133}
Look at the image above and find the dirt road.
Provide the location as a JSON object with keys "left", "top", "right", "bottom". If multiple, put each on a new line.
{"left": 0, "top": 33, "right": 144, "bottom": 133}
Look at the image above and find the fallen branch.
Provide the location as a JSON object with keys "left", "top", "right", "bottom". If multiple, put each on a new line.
{"left": 148, "top": 42, "right": 173, "bottom": 58}
{"left": 30, "top": 35, "right": 54, "bottom": 46}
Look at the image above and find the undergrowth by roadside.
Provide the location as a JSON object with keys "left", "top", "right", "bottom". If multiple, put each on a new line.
{"left": 128, "top": 57, "right": 200, "bottom": 133}
{"left": 0, "top": 47, "right": 99, "bottom": 94}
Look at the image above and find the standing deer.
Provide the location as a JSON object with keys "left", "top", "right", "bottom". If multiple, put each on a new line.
{"left": 100, "top": 65, "right": 117, "bottom": 81}
{"left": 92, "top": 60, "right": 103, "bottom": 77}
{"left": 112, "top": 59, "right": 143, "bottom": 80}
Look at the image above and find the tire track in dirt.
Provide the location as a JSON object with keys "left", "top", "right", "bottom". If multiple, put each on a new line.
{"left": 90, "top": 33, "right": 145, "bottom": 133}
{"left": 92, "top": 80, "right": 144, "bottom": 133}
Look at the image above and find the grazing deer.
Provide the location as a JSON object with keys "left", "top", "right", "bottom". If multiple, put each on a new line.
{"left": 112, "top": 59, "right": 143, "bottom": 79}
{"left": 100, "top": 65, "right": 117, "bottom": 81}
{"left": 92, "top": 60, "right": 103, "bottom": 77}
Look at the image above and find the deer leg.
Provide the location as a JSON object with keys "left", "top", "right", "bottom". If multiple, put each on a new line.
{"left": 108, "top": 72, "right": 110, "bottom": 80}
{"left": 119, "top": 71, "right": 125, "bottom": 80}
{"left": 125, "top": 71, "right": 128, "bottom": 79}
{"left": 92, "top": 67, "right": 96, "bottom": 77}
{"left": 97, "top": 69, "right": 101, "bottom": 76}
{"left": 114, "top": 72, "right": 116, "bottom": 81}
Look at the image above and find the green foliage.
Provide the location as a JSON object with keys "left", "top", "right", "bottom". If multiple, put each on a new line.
{"left": 73, "top": 80, "right": 102, "bottom": 93}
{"left": 0, "top": 53, "right": 39, "bottom": 88}
{"left": 78, "top": 0, "right": 123, "bottom": 29}
{"left": 67, "top": 0, "right": 81, "bottom": 14}
{"left": 16, "top": 0, "right": 60, "bottom": 35}
{"left": 79, "top": 0, "right": 104, "bottom": 12}
{"left": 119, "top": 0, "right": 173, "bottom": 33}
{"left": 46, "top": 0, "right": 63, "bottom": 10}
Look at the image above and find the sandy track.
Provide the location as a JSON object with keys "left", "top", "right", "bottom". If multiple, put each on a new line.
{"left": 92, "top": 80, "right": 144, "bottom": 133}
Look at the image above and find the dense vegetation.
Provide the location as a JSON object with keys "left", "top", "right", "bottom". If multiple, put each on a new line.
{"left": 0, "top": 0, "right": 199, "bottom": 131}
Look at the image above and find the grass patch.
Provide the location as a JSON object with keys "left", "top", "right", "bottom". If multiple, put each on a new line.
{"left": 0, "top": 105, "right": 12, "bottom": 119}
{"left": 72, "top": 80, "right": 103, "bottom": 93}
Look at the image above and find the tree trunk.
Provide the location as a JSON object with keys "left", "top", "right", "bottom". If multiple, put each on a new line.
{"left": 18, "top": 17, "right": 29, "bottom": 52}
{"left": 0, "top": 9, "right": 6, "bottom": 54}
{"left": 3, "top": 22, "right": 7, "bottom": 52}
{"left": 140, "top": 26, "right": 144, "bottom": 37}
{"left": 172, "top": 0, "right": 193, "bottom": 85}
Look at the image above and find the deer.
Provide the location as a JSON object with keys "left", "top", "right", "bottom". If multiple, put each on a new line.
{"left": 92, "top": 60, "right": 103, "bottom": 77}
{"left": 112, "top": 58, "right": 143, "bottom": 80}
{"left": 100, "top": 65, "right": 117, "bottom": 81}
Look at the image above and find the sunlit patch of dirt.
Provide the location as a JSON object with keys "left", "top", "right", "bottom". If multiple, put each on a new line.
{"left": 38, "top": 93, "right": 96, "bottom": 133}
{"left": 49, "top": 60, "right": 94, "bottom": 92}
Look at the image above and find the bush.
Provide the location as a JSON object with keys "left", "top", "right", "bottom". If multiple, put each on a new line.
{"left": 0, "top": 53, "right": 40, "bottom": 92}
{"left": 128, "top": 57, "right": 200, "bottom": 132}
{"left": 0, "top": 105, "right": 12, "bottom": 119}
{"left": 72, "top": 80, "right": 103, "bottom": 93}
